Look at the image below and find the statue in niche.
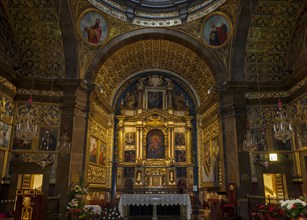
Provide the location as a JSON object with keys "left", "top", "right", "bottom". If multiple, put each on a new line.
{"left": 173, "top": 92, "right": 185, "bottom": 110}
{"left": 137, "top": 78, "right": 145, "bottom": 90}
{"left": 148, "top": 75, "right": 163, "bottom": 87}
{"left": 125, "top": 91, "right": 136, "bottom": 108}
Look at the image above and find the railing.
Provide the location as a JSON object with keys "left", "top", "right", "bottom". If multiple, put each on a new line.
{"left": 247, "top": 194, "right": 287, "bottom": 220}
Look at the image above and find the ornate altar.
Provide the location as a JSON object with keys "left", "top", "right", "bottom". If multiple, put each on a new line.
{"left": 115, "top": 74, "right": 195, "bottom": 190}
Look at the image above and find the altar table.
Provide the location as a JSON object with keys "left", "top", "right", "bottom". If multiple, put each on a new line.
{"left": 118, "top": 194, "right": 191, "bottom": 220}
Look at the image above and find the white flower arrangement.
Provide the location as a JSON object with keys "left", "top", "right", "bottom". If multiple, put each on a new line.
{"left": 72, "top": 184, "right": 88, "bottom": 194}
{"left": 280, "top": 198, "right": 307, "bottom": 217}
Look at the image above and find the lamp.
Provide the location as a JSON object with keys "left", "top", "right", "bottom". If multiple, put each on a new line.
{"left": 273, "top": 99, "right": 292, "bottom": 143}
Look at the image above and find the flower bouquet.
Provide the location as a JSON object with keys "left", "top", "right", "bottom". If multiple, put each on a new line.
{"left": 99, "top": 206, "right": 123, "bottom": 220}
{"left": 66, "top": 198, "right": 92, "bottom": 219}
{"left": 280, "top": 196, "right": 307, "bottom": 218}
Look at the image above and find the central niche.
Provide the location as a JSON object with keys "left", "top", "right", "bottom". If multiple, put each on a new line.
{"left": 146, "top": 129, "right": 165, "bottom": 159}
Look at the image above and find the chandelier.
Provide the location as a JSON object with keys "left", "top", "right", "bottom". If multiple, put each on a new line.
{"left": 273, "top": 99, "right": 292, "bottom": 143}
{"left": 15, "top": 96, "right": 38, "bottom": 144}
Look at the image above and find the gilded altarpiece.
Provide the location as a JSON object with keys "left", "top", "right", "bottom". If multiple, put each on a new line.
{"left": 87, "top": 118, "right": 113, "bottom": 188}
{"left": 115, "top": 74, "right": 195, "bottom": 190}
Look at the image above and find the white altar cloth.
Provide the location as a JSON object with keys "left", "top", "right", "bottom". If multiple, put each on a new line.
{"left": 118, "top": 194, "right": 191, "bottom": 220}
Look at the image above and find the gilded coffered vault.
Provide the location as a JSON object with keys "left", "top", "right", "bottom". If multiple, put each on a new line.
{"left": 2, "top": 0, "right": 65, "bottom": 79}
{"left": 245, "top": 0, "right": 305, "bottom": 82}
{"left": 94, "top": 39, "right": 215, "bottom": 106}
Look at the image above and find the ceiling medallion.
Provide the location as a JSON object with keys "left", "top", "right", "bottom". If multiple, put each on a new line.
{"left": 88, "top": 0, "right": 227, "bottom": 26}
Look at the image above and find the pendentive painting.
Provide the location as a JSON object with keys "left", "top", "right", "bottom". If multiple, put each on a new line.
{"left": 202, "top": 12, "right": 232, "bottom": 48}
{"left": 146, "top": 129, "right": 165, "bottom": 159}
{"left": 79, "top": 9, "right": 108, "bottom": 46}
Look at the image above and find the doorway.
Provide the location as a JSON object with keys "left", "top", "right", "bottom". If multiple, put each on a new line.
{"left": 263, "top": 173, "right": 287, "bottom": 201}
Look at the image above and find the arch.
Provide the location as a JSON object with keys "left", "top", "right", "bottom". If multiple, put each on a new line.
{"left": 84, "top": 28, "right": 227, "bottom": 86}
{"left": 111, "top": 69, "right": 200, "bottom": 108}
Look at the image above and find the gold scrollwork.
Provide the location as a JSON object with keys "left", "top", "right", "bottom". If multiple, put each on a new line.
{"left": 202, "top": 120, "right": 219, "bottom": 142}
{"left": 87, "top": 164, "right": 111, "bottom": 187}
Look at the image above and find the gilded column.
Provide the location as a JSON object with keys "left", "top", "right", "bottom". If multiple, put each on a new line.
{"left": 117, "top": 116, "right": 125, "bottom": 162}
{"left": 186, "top": 117, "right": 192, "bottom": 164}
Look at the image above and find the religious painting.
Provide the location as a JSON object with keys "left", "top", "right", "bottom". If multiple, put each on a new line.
{"left": 175, "top": 150, "right": 186, "bottom": 162}
{"left": 38, "top": 127, "right": 58, "bottom": 151}
{"left": 203, "top": 141, "right": 211, "bottom": 177}
{"left": 146, "top": 129, "right": 165, "bottom": 159}
{"left": 175, "top": 133, "right": 185, "bottom": 146}
{"left": 0, "top": 96, "right": 14, "bottom": 123}
{"left": 78, "top": 9, "right": 108, "bottom": 46}
{"left": 12, "top": 125, "right": 32, "bottom": 150}
{"left": 176, "top": 167, "right": 187, "bottom": 178}
{"left": 124, "top": 167, "right": 134, "bottom": 177}
{"left": 202, "top": 12, "right": 232, "bottom": 48}
{"left": 147, "top": 91, "right": 163, "bottom": 109}
{"left": 124, "top": 150, "right": 136, "bottom": 162}
{"left": 98, "top": 142, "right": 106, "bottom": 165}
{"left": 125, "top": 133, "right": 136, "bottom": 146}
{"left": 0, "top": 121, "right": 11, "bottom": 148}
{"left": 89, "top": 136, "right": 98, "bottom": 163}
{"left": 294, "top": 123, "right": 307, "bottom": 149}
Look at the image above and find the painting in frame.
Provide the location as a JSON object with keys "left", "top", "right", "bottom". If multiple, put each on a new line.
{"left": 78, "top": 9, "right": 108, "bottom": 46}
{"left": 202, "top": 12, "right": 232, "bottom": 48}
{"left": 175, "top": 133, "right": 185, "bottom": 146}
{"left": 12, "top": 125, "right": 32, "bottom": 150}
{"left": 124, "top": 167, "right": 134, "bottom": 178}
{"left": 146, "top": 129, "right": 165, "bottom": 159}
{"left": 147, "top": 91, "right": 163, "bottom": 109}
{"left": 0, "top": 121, "right": 11, "bottom": 148}
{"left": 175, "top": 150, "right": 186, "bottom": 163}
{"left": 124, "top": 150, "right": 136, "bottom": 162}
{"left": 89, "top": 136, "right": 98, "bottom": 163}
{"left": 125, "top": 133, "right": 136, "bottom": 146}
{"left": 98, "top": 142, "right": 106, "bottom": 165}
{"left": 38, "top": 127, "right": 58, "bottom": 151}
